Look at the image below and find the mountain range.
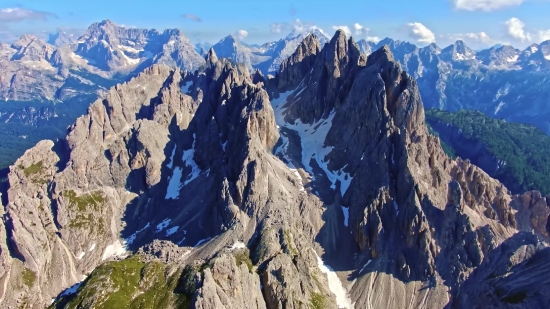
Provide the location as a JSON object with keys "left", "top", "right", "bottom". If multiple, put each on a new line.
{"left": 2, "top": 21, "right": 550, "bottom": 171}
{"left": 0, "top": 29, "right": 549, "bottom": 308}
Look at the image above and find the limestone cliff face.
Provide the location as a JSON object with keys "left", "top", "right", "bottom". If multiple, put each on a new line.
{"left": 0, "top": 64, "right": 196, "bottom": 307}
{"left": 273, "top": 31, "right": 550, "bottom": 308}
{"left": 1, "top": 31, "right": 549, "bottom": 309}
{"left": 0, "top": 49, "right": 340, "bottom": 309}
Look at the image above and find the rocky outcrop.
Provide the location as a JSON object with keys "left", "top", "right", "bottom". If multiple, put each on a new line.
{"left": 512, "top": 191, "right": 550, "bottom": 241}
{"left": 453, "top": 232, "right": 550, "bottom": 308}
{"left": 194, "top": 253, "right": 266, "bottom": 309}
{"left": 0, "top": 64, "right": 196, "bottom": 307}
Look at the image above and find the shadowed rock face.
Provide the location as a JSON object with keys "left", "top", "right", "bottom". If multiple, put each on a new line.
{"left": 1, "top": 30, "right": 549, "bottom": 309}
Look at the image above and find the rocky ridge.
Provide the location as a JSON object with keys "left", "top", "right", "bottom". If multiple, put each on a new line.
{"left": 0, "top": 30, "right": 549, "bottom": 309}
{"left": 357, "top": 38, "right": 550, "bottom": 134}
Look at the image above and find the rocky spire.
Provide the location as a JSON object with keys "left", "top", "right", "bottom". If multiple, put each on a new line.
{"left": 278, "top": 29, "right": 366, "bottom": 124}
{"left": 277, "top": 33, "right": 321, "bottom": 92}
{"left": 205, "top": 47, "right": 218, "bottom": 65}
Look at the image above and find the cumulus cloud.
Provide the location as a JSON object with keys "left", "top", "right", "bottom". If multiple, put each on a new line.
{"left": 366, "top": 36, "right": 381, "bottom": 43}
{"left": 332, "top": 25, "right": 352, "bottom": 37}
{"left": 0, "top": 7, "right": 58, "bottom": 22}
{"left": 446, "top": 32, "right": 494, "bottom": 44}
{"left": 269, "top": 19, "right": 328, "bottom": 38}
{"left": 235, "top": 29, "right": 248, "bottom": 40}
{"left": 354, "top": 23, "right": 380, "bottom": 42}
{"left": 451, "top": 0, "right": 526, "bottom": 11}
{"left": 504, "top": 17, "right": 531, "bottom": 42}
{"left": 405, "top": 22, "right": 436, "bottom": 44}
{"left": 464, "top": 32, "right": 493, "bottom": 43}
{"left": 181, "top": 13, "right": 202, "bottom": 22}
{"left": 354, "top": 23, "right": 370, "bottom": 35}
{"left": 539, "top": 30, "right": 550, "bottom": 42}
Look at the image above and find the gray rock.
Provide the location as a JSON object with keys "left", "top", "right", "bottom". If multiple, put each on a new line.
{"left": 1, "top": 28, "right": 550, "bottom": 309}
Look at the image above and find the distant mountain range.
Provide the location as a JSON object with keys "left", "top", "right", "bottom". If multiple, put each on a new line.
{"left": 1, "top": 20, "right": 550, "bottom": 169}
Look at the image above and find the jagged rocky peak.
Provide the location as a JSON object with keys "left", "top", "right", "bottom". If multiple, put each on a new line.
{"left": 278, "top": 29, "right": 367, "bottom": 124}
{"left": 0, "top": 52, "right": 331, "bottom": 308}
{"left": 477, "top": 44, "right": 521, "bottom": 66}
{"left": 277, "top": 33, "right": 322, "bottom": 92}
{"left": 441, "top": 39, "right": 476, "bottom": 61}
{"left": 205, "top": 47, "right": 218, "bottom": 64}
{"left": 10, "top": 35, "right": 55, "bottom": 62}
{"left": 272, "top": 33, "right": 550, "bottom": 307}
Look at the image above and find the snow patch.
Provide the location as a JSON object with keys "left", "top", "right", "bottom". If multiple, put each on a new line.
{"left": 341, "top": 206, "right": 349, "bottom": 227}
{"left": 101, "top": 240, "right": 128, "bottom": 261}
{"left": 181, "top": 134, "right": 202, "bottom": 186}
{"left": 117, "top": 44, "right": 143, "bottom": 53}
{"left": 156, "top": 219, "right": 172, "bottom": 233}
{"left": 359, "top": 259, "right": 372, "bottom": 274}
{"left": 495, "top": 101, "right": 505, "bottom": 115}
{"left": 274, "top": 124, "right": 305, "bottom": 192}
{"left": 229, "top": 242, "right": 246, "bottom": 250}
{"left": 88, "top": 244, "right": 96, "bottom": 252}
{"left": 181, "top": 81, "right": 192, "bottom": 94}
{"left": 120, "top": 50, "right": 140, "bottom": 65}
{"left": 314, "top": 251, "right": 354, "bottom": 309}
{"left": 272, "top": 91, "right": 353, "bottom": 196}
{"left": 143, "top": 50, "right": 154, "bottom": 58}
{"left": 166, "top": 226, "right": 179, "bottom": 236}
{"left": 165, "top": 167, "right": 183, "bottom": 199}
{"left": 166, "top": 145, "right": 176, "bottom": 169}
{"left": 57, "top": 276, "right": 86, "bottom": 299}
{"left": 507, "top": 55, "right": 519, "bottom": 62}
{"left": 76, "top": 252, "right": 85, "bottom": 260}
{"left": 194, "top": 237, "right": 211, "bottom": 247}
{"left": 126, "top": 223, "right": 150, "bottom": 245}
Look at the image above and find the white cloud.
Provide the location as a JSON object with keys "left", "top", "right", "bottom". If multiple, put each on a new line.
{"left": 181, "top": 13, "right": 202, "bottom": 22}
{"left": 440, "top": 32, "right": 496, "bottom": 47}
{"left": 332, "top": 25, "right": 351, "bottom": 37}
{"left": 236, "top": 30, "right": 248, "bottom": 40}
{"left": 451, "top": 0, "right": 526, "bottom": 11}
{"left": 538, "top": 30, "right": 550, "bottom": 42}
{"left": 405, "top": 22, "right": 436, "bottom": 44}
{"left": 0, "top": 7, "right": 58, "bottom": 22}
{"left": 463, "top": 32, "right": 493, "bottom": 43}
{"left": 446, "top": 32, "right": 494, "bottom": 43}
{"left": 283, "top": 19, "right": 328, "bottom": 38}
{"left": 354, "top": 23, "right": 370, "bottom": 35}
{"left": 504, "top": 17, "right": 531, "bottom": 42}
{"left": 366, "top": 36, "right": 381, "bottom": 43}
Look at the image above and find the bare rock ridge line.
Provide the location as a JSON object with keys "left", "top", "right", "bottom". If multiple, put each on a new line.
{"left": 0, "top": 19, "right": 205, "bottom": 103}
{"left": 0, "top": 29, "right": 549, "bottom": 308}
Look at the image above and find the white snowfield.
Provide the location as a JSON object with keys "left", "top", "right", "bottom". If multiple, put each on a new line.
{"left": 272, "top": 89, "right": 354, "bottom": 197}
{"left": 314, "top": 251, "right": 354, "bottom": 309}
{"left": 101, "top": 240, "right": 127, "bottom": 261}
{"left": 165, "top": 134, "right": 203, "bottom": 200}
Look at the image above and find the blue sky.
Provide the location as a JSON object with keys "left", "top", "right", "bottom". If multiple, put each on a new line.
{"left": 1, "top": 0, "right": 549, "bottom": 48}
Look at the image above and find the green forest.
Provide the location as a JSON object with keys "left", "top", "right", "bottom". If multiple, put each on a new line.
{"left": 426, "top": 109, "right": 550, "bottom": 195}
